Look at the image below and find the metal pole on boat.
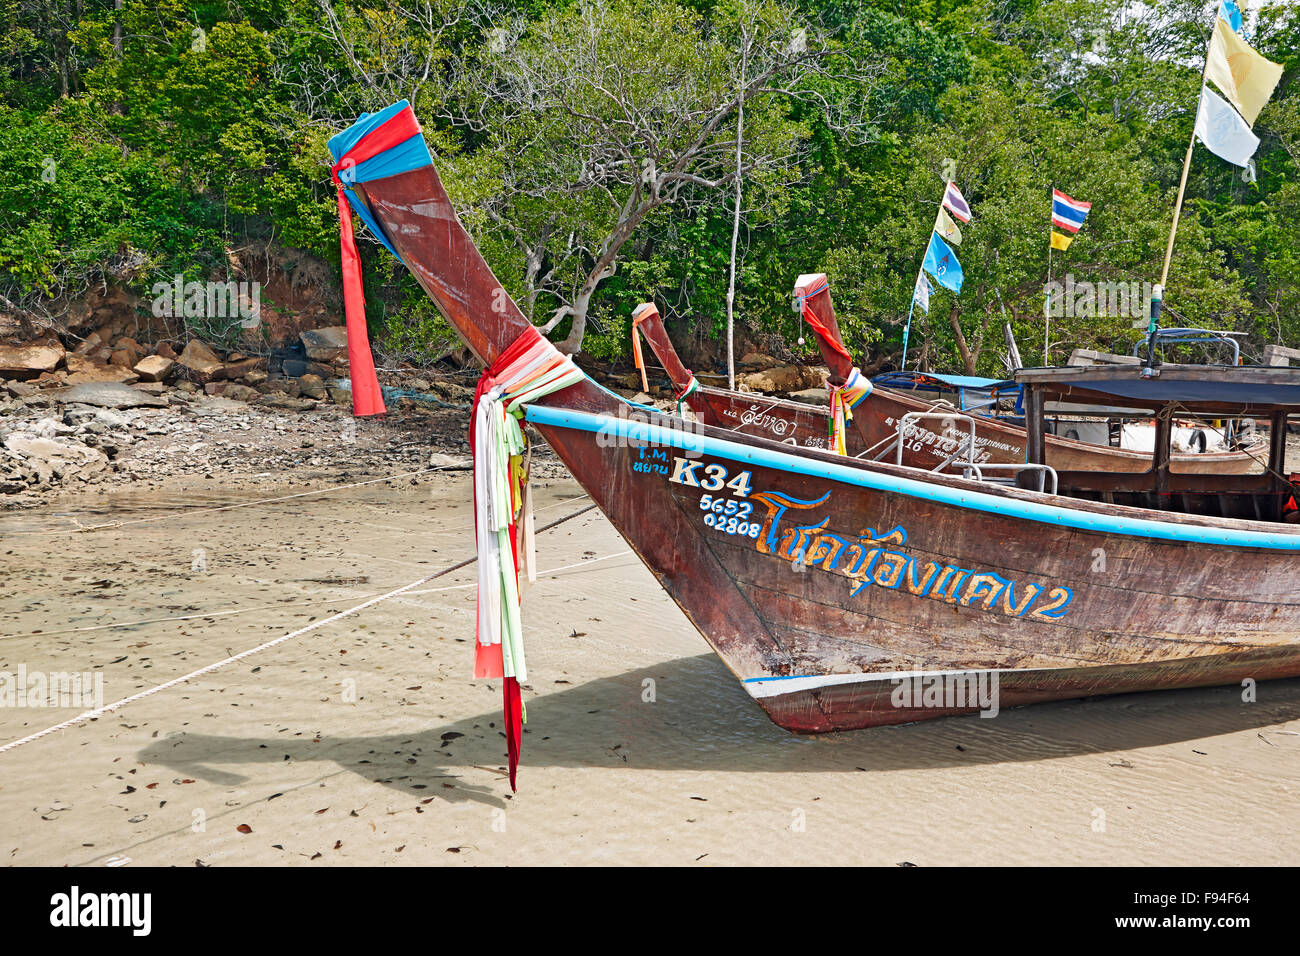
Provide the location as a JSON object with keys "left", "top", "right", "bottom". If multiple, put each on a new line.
{"left": 1144, "top": 283, "right": 1163, "bottom": 369}
{"left": 725, "top": 29, "right": 749, "bottom": 393}
{"left": 901, "top": 294, "right": 916, "bottom": 370}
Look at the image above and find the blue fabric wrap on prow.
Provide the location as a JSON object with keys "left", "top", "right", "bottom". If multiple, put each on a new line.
{"left": 327, "top": 100, "right": 434, "bottom": 261}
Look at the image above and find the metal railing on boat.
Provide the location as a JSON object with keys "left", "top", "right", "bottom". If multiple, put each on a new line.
{"left": 895, "top": 412, "right": 978, "bottom": 470}
{"left": 1133, "top": 328, "right": 1243, "bottom": 365}
{"left": 954, "top": 461, "right": 1058, "bottom": 495}
{"left": 894, "top": 411, "right": 1058, "bottom": 495}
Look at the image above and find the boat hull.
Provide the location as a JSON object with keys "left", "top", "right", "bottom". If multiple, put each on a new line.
{"left": 756, "top": 647, "right": 1300, "bottom": 732}
{"left": 525, "top": 404, "right": 1300, "bottom": 731}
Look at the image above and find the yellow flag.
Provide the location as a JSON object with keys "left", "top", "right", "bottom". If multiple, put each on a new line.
{"left": 1205, "top": 17, "right": 1283, "bottom": 126}
{"left": 937, "top": 207, "right": 962, "bottom": 246}
{"left": 1050, "top": 230, "right": 1074, "bottom": 251}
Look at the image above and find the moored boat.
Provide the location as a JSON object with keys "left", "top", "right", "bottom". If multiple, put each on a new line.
{"left": 331, "top": 102, "right": 1300, "bottom": 741}
{"left": 631, "top": 285, "right": 1262, "bottom": 475}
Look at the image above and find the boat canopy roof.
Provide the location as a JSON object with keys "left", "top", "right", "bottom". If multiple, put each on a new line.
{"left": 1014, "top": 364, "right": 1300, "bottom": 414}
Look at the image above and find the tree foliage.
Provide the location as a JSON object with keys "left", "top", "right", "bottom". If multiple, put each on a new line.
{"left": 2, "top": 0, "right": 1299, "bottom": 372}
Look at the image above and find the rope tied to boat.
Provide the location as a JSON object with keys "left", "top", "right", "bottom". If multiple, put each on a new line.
{"left": 470, "top": 324, "right": 585, "bottom": 789}
{"left": 827, "top": 368, "right": 873, "bottom": 455}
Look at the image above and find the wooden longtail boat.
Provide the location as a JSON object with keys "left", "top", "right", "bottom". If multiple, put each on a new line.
{"left": 334, "top": 103, "right": 1300, "bottom": 734}
{"left": 631, "top": 291, "right": 1261, "bottom": 475}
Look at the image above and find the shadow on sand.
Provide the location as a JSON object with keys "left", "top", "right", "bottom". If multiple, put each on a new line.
{"left": 137, "top": 654, "right": 1300, "bottom": 807}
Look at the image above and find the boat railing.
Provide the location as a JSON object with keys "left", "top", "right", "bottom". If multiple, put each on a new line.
{"left": 1133, "top": 328, "right": 1242, "bottom": 365}
{"left": 894, "top": 411, "right": 1058, "bottom": 494}
{"left": 896, "top": 412, "right": 978, "bottom": 471}
{"left": 956, "top": 462, "right": 1059, "bottom": 495}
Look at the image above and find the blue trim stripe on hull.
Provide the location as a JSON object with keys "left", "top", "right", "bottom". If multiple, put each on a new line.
{"left": 523, "top": 404, "right": 1300, "bottom": 551}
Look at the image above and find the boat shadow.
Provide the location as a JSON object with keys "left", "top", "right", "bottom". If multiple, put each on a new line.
{"left": 137, "top": 654, "right": 1300, "bottom": 808}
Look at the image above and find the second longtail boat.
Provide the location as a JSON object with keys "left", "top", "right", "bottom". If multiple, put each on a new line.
{"left": 630, "top": 282, "right": 1261, "bottom": 475}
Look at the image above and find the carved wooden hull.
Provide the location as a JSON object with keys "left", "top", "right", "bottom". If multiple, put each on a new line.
{"left": 351, "top": 159, "right": 1300, "bottom": 731}
{"left": 523, "top": 404, "right": 1300, "bottom": 729}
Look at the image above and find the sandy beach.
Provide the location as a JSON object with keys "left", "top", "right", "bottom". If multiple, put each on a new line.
{"left": 2, "top": 419, "right": 1298, "bottom": 866}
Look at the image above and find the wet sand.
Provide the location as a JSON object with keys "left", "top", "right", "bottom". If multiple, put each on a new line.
{"left": 1, "top": 471, "right": 1298, "bottom": 866}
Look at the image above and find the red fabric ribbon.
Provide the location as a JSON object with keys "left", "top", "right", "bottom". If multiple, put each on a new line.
{"left": 329, "top": 109, "right": 422, "bottom": 419}
{"left": 503, "top": 678, "right": 523, "bottom": 792}
{"left": 332, "top": 175, "right": 386, "bottom": 419}
{"left": 799, "top": 297, "right": 853, "bottom": 364}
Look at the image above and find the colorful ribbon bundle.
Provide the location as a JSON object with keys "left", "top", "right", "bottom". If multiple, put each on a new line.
{"left": 327, "top": 101, "right": 436, "bottom": 418}
{"left": 471, "top": 325, "right": 585, "bottom": 789}
{"left": 675, "top": 376, "right": 701, "bottom": 418}
{"left": 827, "top": 367, "right": 873, "bottom": 456}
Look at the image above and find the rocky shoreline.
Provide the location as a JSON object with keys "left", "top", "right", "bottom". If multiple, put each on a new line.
{"left": 2, "top": 321, "right": 831, "bottom": 505}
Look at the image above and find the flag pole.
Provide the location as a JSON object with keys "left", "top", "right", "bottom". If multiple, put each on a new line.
{"left": 1160, "top": 20, "right": 1215, "bottom": 291}
{"left": 903, "top": 189, "right": 948, "bottom": 370}
{"left": 1045, "top": 185, "right": 1053, "bottom": 366}
{"left": 901, "top": 295, "right": 916, "bottom": 370}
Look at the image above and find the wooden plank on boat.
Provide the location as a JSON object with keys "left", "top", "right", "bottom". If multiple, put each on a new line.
{"left": 1263, "top": 343, "right": 1300, "bottom": 367}
{"left": 1068, "top": 348, "right": 1141, "bottom": 366}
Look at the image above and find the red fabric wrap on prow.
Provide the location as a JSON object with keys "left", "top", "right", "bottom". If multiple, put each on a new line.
{"left": 797, "top": 281, "right": 853, "bottom": 365}
{"left": 329, "top": 110, "right": 424, "bottom": 418}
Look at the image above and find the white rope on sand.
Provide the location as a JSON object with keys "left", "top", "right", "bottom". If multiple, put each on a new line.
{"left": 0, "top": 570, "right": 441, "bottom": 755}
{"left": 0, "top": 503, "right": 605, "bottom": 756}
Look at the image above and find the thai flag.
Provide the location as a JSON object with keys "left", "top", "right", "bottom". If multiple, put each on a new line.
{"left": 942, "top": 181, "right": 971, "bottom": 223}
{"left": 1051, "top": 188, "right": 1091, "bottom": 233}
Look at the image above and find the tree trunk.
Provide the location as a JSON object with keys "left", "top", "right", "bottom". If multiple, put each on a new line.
{"left": 556, "top": 286, "right": 594, "bottom": 355}
{"left": 948, "top": 302, "right": 976, "bottom": 375}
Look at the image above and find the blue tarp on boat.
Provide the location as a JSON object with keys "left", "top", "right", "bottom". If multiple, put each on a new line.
{"left": 873, "top": 371, "right": 1020, "bottom": 412}
{"left": 873, "top": 371, "right": 1004, "bottom": 391}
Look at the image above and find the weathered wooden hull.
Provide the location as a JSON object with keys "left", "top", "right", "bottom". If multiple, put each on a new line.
{"left": 630, "top": 295, "right": 1257, "bottom": 474}
{"left": 522, "top": 404, "right": 1300, "bottom": 729}
{"left": 759, "top": 648, "right": 1300, "bottom": 732}
{"left": 350, "top": 158, "right": 1300, "bottom": 732}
